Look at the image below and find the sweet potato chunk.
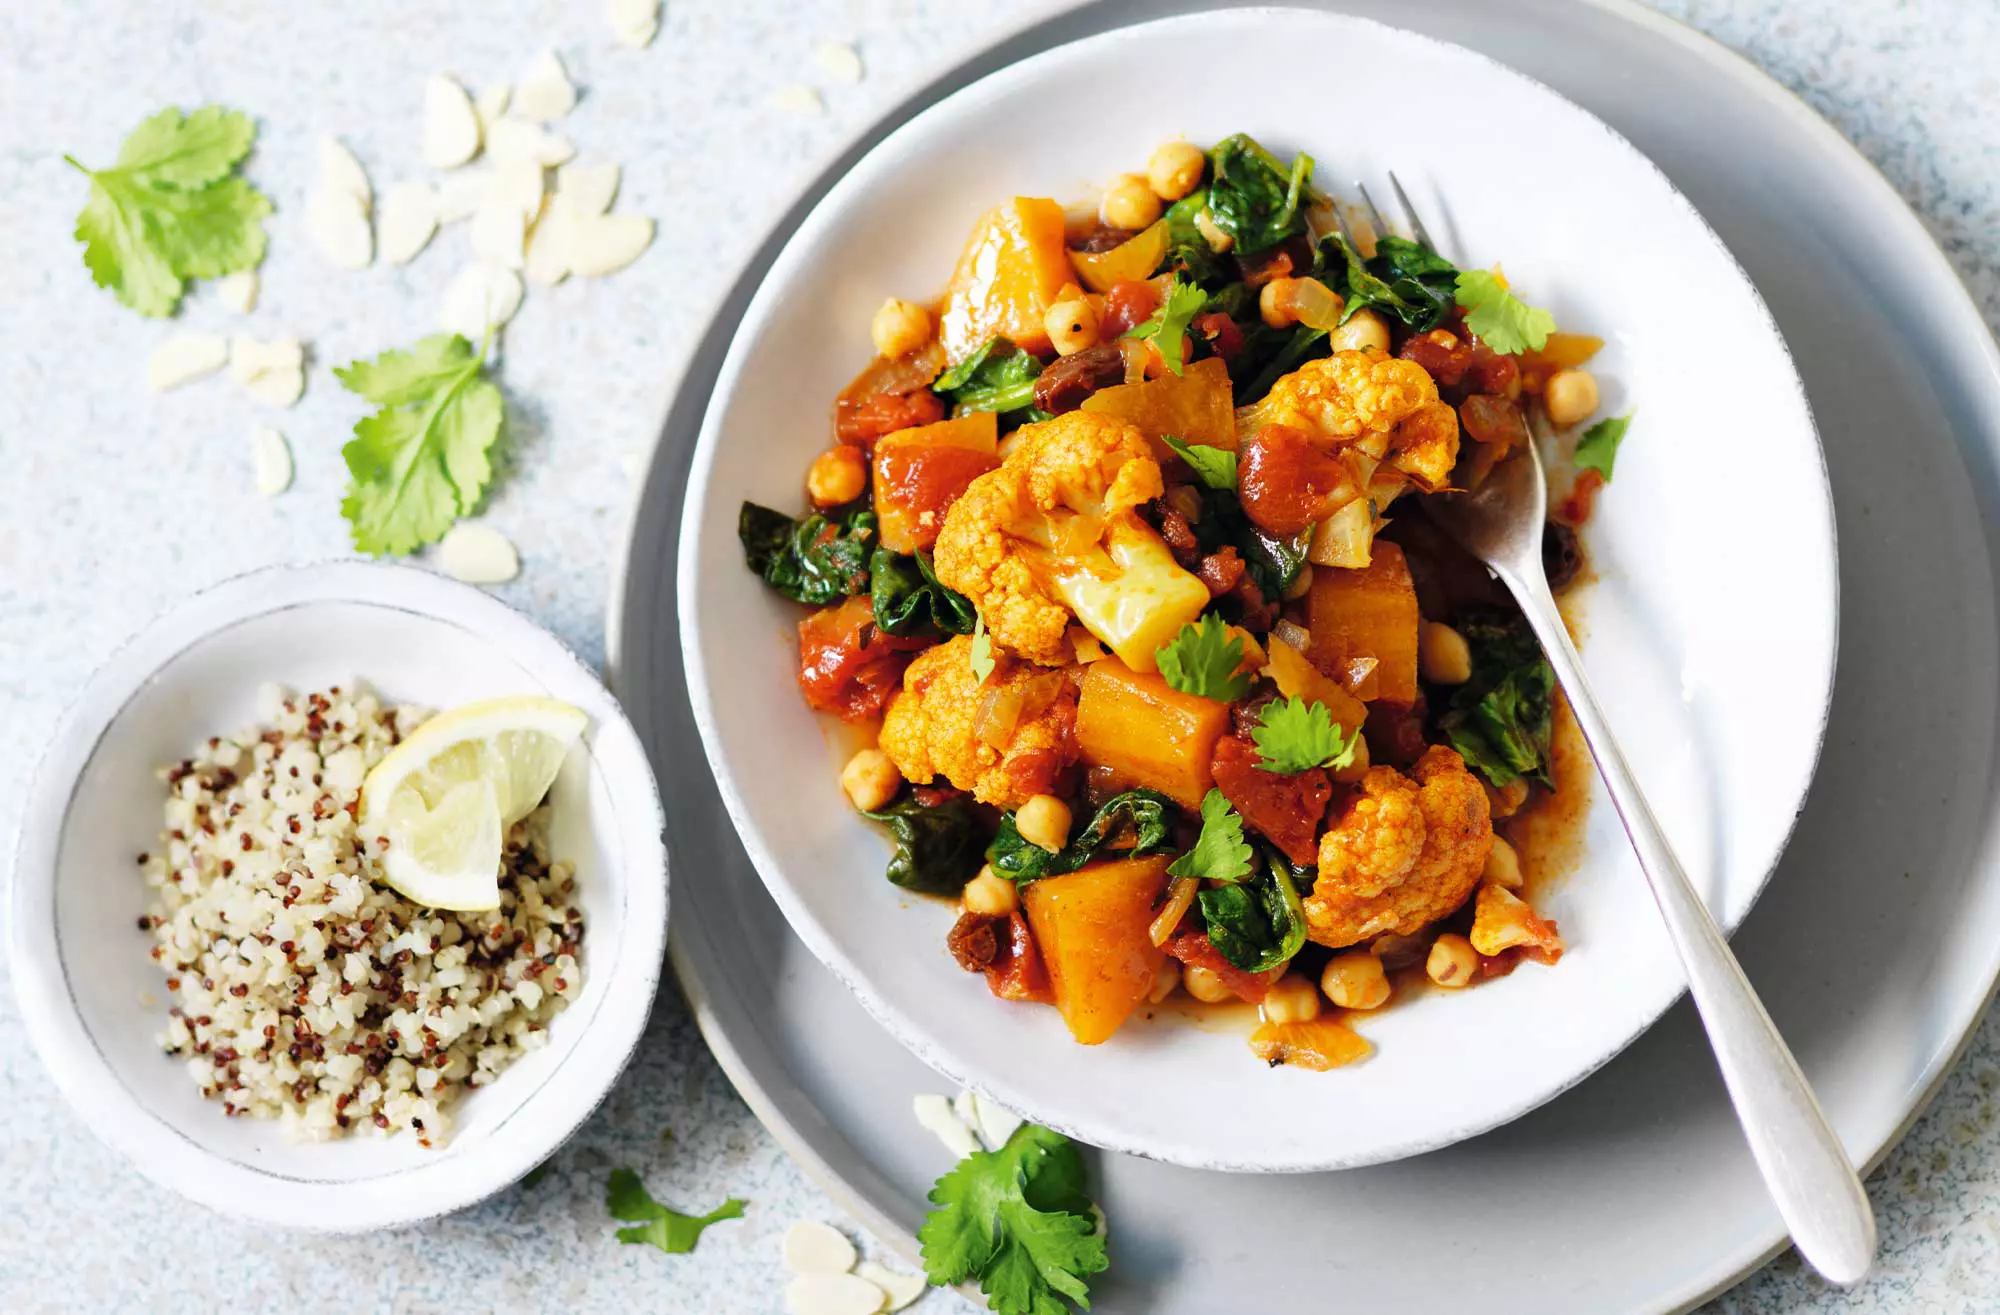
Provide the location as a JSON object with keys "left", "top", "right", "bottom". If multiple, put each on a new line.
{"left": 1306, "top": 541, "right": 1420, "bottom": 703}
{"left": 937, "top": 197, "right": 1072, "bottom": 363}
{"left": 1021, "top": 855, "right": 1171, "bottom": 1044}
{"left": 1081, "top": 356, "right": 1237, "bottom": 455}
{"left": 1074, "top": 657, "right": 1229, "bottom": 808}
{"left": 872, "top": 412, "right": 1000, "bottom": 554}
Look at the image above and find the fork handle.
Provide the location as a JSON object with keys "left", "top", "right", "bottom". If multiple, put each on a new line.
{"left": 1503, "top": 570, "right": 1876, "bottom": 1285}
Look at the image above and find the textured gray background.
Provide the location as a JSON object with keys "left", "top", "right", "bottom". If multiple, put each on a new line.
{"left": 3, "top": 1, "right": 1998, "bottom": 1311}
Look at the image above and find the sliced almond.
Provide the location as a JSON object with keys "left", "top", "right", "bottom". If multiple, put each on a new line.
{"left": 555, "top": 161, "right": 619, "bottom": 216}
{"left": 474, "top": 84, "right": 512, "bottom": 139}
{"left": 607, "top": 0, "right": 660, "bottom": 47}
{"left": 487, "top": 159, "right": 547, "bottom": 223}
{"left": 146, "top": 334, "right": 230, "bottom": 391}
{"left": 216, "top": 269, "right": 260, "bottom": 314}
{"left": 436, "top": 168, "right": 491, "bottom": 224}
{"left": 469, "top": 200, "right": 527, "bottom": 270}
{"left": 782, "top": 1221, "right": 858, "bottom": 1275}
{"left": 378, "top": 182, "right": 440, "bottom": 265}
{"left": 853, "top": 1264, "right": 925, "bottom": 1314}
{"left": 967, "top": 1091, "right": 1022, "bottom": 1152}
{"left": 771, "top": 84, "right": 823, "bottom": 115}
{"left": 243, "top": 365, "right": 305, "bottom": 408}
{"left": 912, "top": 1094, "right": 980, "bottom": 1160}
{"left": 436, "top": 524, "right": 520, "bottom": 584}
{"left": 564, "top": 212, "right": 652, "bottom": 278}
{"left": 813, "top": 42, "right": 864, "bottom": 85}
{"left": 318, "top": 136, "right": 373, "bottom": 213}
{"left": 523, "top": 200, "right": 572, "bottom": 287}
{"left": 783, "top": 1274, "right": 887, "bottom": 1315}
{"left": 513, "top": 51, "right": 577, "bottom": 122}
{"left": 229, "top": 335, "right": 305, "bottom": 385}
{"left": 423, "top": 74, "right": 483, "bottom": 169}
{"left": 440, "top": 263, "right": 524, "bottom": 339}
{"left": 950, "top": 1088, "right": 980, "bottom": 1136}
{"left": 307, "top": 189, "right": 373, "bottom": 268}
{"left": 252, "top": 428, "right": 293, "bottom": 496}
{"left": 485, "top": 117, "right": 575, "bottom": 167}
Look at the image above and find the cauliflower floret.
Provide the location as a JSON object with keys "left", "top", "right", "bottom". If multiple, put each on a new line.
{"left": 878, "top": 636, "right": 1079, "bottom": 809}
{"left": 1237, "top": 349, "right": 1460, "bottom": 492}
{"left": 1304, "top": 745, "right": 1492, "bottom": 947}
{"left": 932, "top": 410, "right": 1209, "bottom": 670}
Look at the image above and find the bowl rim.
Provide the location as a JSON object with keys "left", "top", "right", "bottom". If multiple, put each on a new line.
{"left": 7, "top": 559, "right": 669, "bottom": 1231}
{"left": 675, "top": 5, "right": 1837, "bottom": 1171}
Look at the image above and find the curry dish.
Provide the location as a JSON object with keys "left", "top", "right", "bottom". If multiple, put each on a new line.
{"left": 740, "top": 134, "right": 1617, "bottom": 1070}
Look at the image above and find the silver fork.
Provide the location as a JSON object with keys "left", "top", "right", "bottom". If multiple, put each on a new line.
{"left": 1365, "top": 178, "right": 1876, "bottom": 1285}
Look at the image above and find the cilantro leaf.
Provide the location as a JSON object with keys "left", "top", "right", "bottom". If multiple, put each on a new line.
{"left": 606, "top": 1168, "right": 746, "bottom": 1255}
{"left": 1574, "top": 411, "right": 1634, "bottom": 480}
{"left": 920, "top": 1124, "right": 1108, "bottom": 1315}
{"left": 1154, "top": 614, "right": 1252, "bottom": 703}
{"left": 335, "top": 333, "right": 505, "bottom": 556}
{"left": 1167, "top": 789, "right": 1254, "bottom": 884}
{"left": 1161, "top": 435, "right": 1237, "bottom": 490}
{"left": 1125, "top": 278, "right": 1208, "bottom": 377}
{"left": 1251, "top": 696, "right": 1360, "bottom": 774}
{"left": 970, "top": 614, "right": 996, "bottom": 683}
{"left": 67, "top": 106, "right": 270, "bottom": 318}
{"left": 1454, "top": 269, "right": 1555, "bottom": 355}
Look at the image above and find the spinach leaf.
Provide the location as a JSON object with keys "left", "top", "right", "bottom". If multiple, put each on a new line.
{"left": 1317, "top": 233, "right": 1460, "bottom": 332}
{"left": 864, "top": 793, "right": 990, "bottom": 895}
{"left": 1162, "top": 189, "right": 1227, "bottom": 285}
{"left": 1435, "top": 609, "right": 1555, "bottom": 788}
{"left": 870, "top": 548, "right": 978, "bottom": 638}
{"left": 1205, "top": 134, "right": 1315, "bottom": 255}
{"left": 738, "top": 501, "right": 876, "bottom": 605}
{"left": 935, "top": 338, "right": 1043, "bottom": 416}
{"left": 1198, "top": 853, "right": 1309, "bottom": 974}
{"left": 988, "top": 789, "right": 1180, "bottom": 884}
{"left": 1187, "top": 485, "right": 1310, "bottom": 602}
{"left": 1235, "top": 324, "right": 1329, "bottom": 405}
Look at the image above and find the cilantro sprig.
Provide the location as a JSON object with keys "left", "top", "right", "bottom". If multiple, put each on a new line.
{"left": 1155, "top": 614, "right": 1252, "bottom": 703}
{"left": 335, "top": 333, "right": 506, "bottom": 555}
{"left": 1574, "top": 410, "right": 1634, "bottom": 480}
{"left": 605, "top": 1168, "right": 746, "bottom": 1255}
{"left": 1167, "top": 789, "right": 1254, "bottom": 884}
{"left": 1125, "top": 278, "right": 1208, "bottom": 377}
{"left": 1251, "top": 696, "right": 1361, "bottom": 774}
{"left": 1454, "top": 268, "right": 1555, "bottom": 355}
{"left": 1161, "top": 435, "right": 1237, "bottom": 490}
{"left": 68, "top": 106, "right": 272, "bottom": 318}
{"left": 920, "top": 1123, "right": 1108, "bottom": 1315}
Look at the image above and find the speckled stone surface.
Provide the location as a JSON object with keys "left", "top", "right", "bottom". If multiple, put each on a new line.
{"left": 2, "top": 1, "right": 1997, "bottom": 1311}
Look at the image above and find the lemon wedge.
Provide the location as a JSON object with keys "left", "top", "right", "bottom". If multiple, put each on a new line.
{"left": 360, "top": 695, "right": 588, "bottom": 910}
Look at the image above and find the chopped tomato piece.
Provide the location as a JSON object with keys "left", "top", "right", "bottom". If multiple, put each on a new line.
{"left": 1209, "top": 734, "right": 1329, "bottom": 868}
{"left": 1164, "top": 927, "right": 1285, "bottom": 1003}
{"left": 833, "top": 390, "right": 947, "bottom": 447}
{"left": 796, "top": 596, "right": 927, "bottom": 722}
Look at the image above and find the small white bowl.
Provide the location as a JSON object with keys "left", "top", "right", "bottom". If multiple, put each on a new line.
{"left": 678, "top": 9, "right": 1836, "bottom": 1172}
{"left": 9, "top": 561, "right": 667, "bottom": 1231}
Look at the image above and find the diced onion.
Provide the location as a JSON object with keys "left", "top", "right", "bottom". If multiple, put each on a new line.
{"left": 1283, "top": 277, "right": 1345, "bottom": 332}
{"left": 1149, "top": 877, "right": 1199, "bottom": 946}
{"left": 1273, "top": 619, "right": 1312, "bottom": 653}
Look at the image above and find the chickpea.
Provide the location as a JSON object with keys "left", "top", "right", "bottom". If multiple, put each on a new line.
{"left": 1015, "top": 794, "right": 1073, "bottom": 853}
{"left": 1146, "top": 140, "right": 1206, "bottom": 201}
{"left": 1260, "top": 973, "right": 1323, "bottom": 1025}
{"left": 870, "top": 297, "right": 932, "bottom": 359}
{"left": 1147, "top": 956, "right": 1182, "bottom": 1004}
{"left": 1482, "top": 835, "right": 1524, "bottom": 889}
{"left": 1332, "top": 732, "right": 1370, "bottom": 784}
{"left": 1193, "top": 208, "right": 1233, "bottom": 253}
{"left": 1418, "top": 621, "right": 1473, "bottom": 685}
{"left": 840, "top": 748, "right": 902, "bottom": 813}
{"left": 1320, "top": 950, "right": 1391, "bottom": 1011}
{"left": 962, "top": 864, "right": 1019, "bottom": 916}
{"left": 807, "top": 445, "right": 867, "bottom": 507}
{"left": 1426, "top": 933, "right": 1479, "bottom": 989}
{"left": 1259, "top": 277, "right": 1301, "bottom": 329}
{"left": 1544, "top": 367, "right": 1601, "bottom": 428}
{"left": 1183, "top": 963, "right": 1235, "bottom": 1004}
{"left": 1486, "top": 777, "right": 1530, "bottom": 819}
{"left": 1330, "top": 307, "right": 1391, "bottom": 354}
{"left": 1102, "top": 174, "right": 1162, "bottom": 230}
{"left": 1043, "top": 296, "right": 1101, "bottom": 357}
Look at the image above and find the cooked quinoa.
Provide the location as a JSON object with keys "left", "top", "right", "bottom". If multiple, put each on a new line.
{"left": 138, "top": 683, "right": 584, "bottom": 1147}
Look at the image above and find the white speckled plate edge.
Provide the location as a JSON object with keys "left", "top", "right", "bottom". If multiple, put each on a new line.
{"left": 608, "top": 0, "right": 2000, "bottom": 1309}
{"left": 11, "top": 560, "right": 670, "bottom": 1233}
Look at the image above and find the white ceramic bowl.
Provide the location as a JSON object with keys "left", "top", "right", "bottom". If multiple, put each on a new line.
{"left": 9, "top": 561, "right": 667, "bottom": 1229}
{"left": 678, "top": 8, "right": 1835, "bottom": 1172}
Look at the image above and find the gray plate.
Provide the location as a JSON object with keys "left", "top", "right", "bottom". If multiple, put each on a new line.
{"left": 608, "top": 1, "right": 2000, "bottom": 1310}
